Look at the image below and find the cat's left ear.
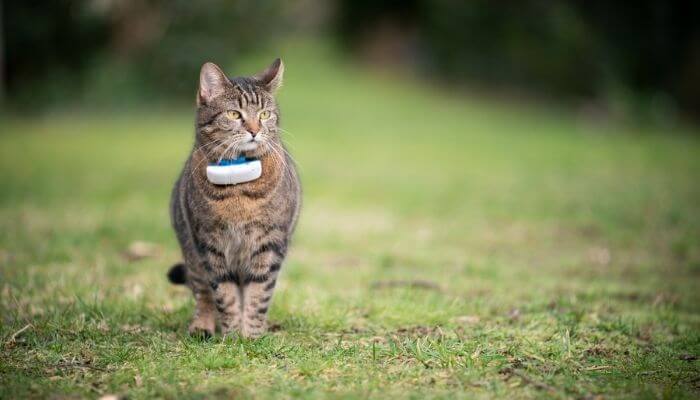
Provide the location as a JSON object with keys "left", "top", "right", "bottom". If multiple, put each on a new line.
{"left": 198, "top": 62, "right": 231, "bottom": 105}
{"left": 255, "top": 58, "right": 284, "bottom": 93}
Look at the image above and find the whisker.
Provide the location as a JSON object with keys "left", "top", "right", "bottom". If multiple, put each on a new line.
{"left": 278, "top": 127, "right": 296, "bottom": 138}
{"left": 267, "top": 140, "right": 297, "bottom": 184}
{"left": 274, "top": 140, "right": 302, "bottom": 172}
{"left": 276, "top": 129, "right": 299, "bottom": 152}
{"left": 263, "top": 139, "right": 287, "bottom": 179}
{"left": 193, "top": 137, "right": 227, "bottom": 153}
{"left": 278, "top": 136, "right": 298, "bottom": 152}
{"left": 217, "top": 138, "right": 244, "bottom": 164}
{"left": 190, "top": 137, "right": 234, "bottom": 179}
{"left": 272, "top": 130, "right": 298, "bottom": 156}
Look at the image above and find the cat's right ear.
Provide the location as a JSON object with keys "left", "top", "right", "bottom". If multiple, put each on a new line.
{"left": 198, "top": 62, "right": 230, "bottom": 105}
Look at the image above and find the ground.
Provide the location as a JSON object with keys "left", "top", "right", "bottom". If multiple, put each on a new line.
{"left": 1, "top": 43, "right": 699, "bottom": 399}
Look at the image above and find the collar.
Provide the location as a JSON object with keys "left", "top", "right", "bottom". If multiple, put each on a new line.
{"left": 206, "top": 156, "right": 262, "bottom": 185}
{"left": 215, "top": 156, "right": 258, "bottom": 166}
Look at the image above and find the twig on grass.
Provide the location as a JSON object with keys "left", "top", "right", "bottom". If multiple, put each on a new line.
{"left": 585, "top": 365, "right": 612, "bottom": 371}
{"left": 5, "top": 323, "right": 32, "bottom": 344}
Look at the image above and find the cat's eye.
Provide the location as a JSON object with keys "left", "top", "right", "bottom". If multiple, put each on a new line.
{"left": 225, "top": 110, "right": 241, "bottom": 120}
{"left": 259, "top": 110, "right": 271, "bottom": 120}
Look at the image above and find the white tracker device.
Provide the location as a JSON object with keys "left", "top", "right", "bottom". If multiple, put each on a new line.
{"left": 206, "top": 158, "right": 262, "bottom": 185}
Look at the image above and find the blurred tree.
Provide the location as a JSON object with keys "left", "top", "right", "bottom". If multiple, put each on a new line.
{"left": 576, "top": 1, "right": 700, "bottom": 120}
{"left": 3, "top": 0, "right": 699, "bottom": 123}
{"left": 114, "top": 0, "right": 286, "bottom": 97}
{"left": 336, "top": 0, "right": 700, "bottom": 122}
{"left": 3, "top": 0, "right": 109, "bottom": 105}
{"left": 2, "top": 0, "right": 287, "bottom": 107}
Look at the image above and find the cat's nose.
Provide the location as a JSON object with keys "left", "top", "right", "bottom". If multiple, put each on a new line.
{"left": 245, "top": 120, "right": 261, "bottom": 136}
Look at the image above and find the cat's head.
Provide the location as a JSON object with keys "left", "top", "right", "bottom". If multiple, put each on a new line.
{"left": 195, "top": 59, "right": 284, "bottom": 160}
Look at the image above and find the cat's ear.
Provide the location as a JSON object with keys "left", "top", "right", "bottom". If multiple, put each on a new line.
{"left": 198, "top": 62, "right": 231, "bottom": 105}
{"left": 255, "top": 58, "right": 284, "bottom": 93}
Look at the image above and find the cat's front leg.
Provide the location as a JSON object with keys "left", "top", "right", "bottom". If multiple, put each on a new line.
{"left": 241, "top": 271, "right": 279, "bottom": 338}
{"left": 241, "top": 240, "right": 286, "bottom": 338}
{"left": 186, "top": 269, "right": 217, "bottom": 338}
{"left": 209, "top": 276, "right": 243, "bottom": 335}
{"left": 199, "top": 241, "right": 243, "bottom": 336}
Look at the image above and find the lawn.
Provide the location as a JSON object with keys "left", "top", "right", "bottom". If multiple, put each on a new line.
{"left": 1, "top": 42, "right": 699, "bottom": 399}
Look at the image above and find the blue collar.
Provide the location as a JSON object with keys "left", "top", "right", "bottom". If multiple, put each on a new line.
{"left": 214, "top": 156, "right": 258, "bottom": 166}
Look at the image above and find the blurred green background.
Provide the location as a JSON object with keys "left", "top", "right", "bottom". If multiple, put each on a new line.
{"left": 1, "top": 1, "right": 700, "bottom": 399}
{"left": 3, "top": 1, "right": 700, "bottom": 124}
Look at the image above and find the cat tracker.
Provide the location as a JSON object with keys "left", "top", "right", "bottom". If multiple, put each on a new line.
{"left": 206, "top": 157, "right": 262, "bottom": 185}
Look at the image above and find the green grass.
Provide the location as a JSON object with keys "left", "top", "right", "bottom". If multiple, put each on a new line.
{"left": 1, "top": 41, "right": 699, "bottom": 399}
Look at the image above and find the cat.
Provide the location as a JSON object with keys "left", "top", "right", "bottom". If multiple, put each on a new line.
{"left": 167, "top": 59, "right": 301, "bottom": 338}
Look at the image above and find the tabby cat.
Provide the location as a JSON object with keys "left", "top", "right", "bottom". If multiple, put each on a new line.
{"left": 168, "top": 59, "right": 301, "bottom": 338}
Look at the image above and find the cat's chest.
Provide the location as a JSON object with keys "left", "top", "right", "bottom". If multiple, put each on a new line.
{"left": 216, "top": 223, "right": 256, "bottom": 267}
{"left": 210, "top": 191, "right": 268, "bottom": 221}
{"left": 204, "top": 167, "right": 280, "bottom": 222}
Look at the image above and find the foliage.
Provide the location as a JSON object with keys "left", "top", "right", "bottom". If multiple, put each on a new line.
{"left": 336, "top": 1, "right": 700, "bottom": 121}
{"left": 3, "top": 0, "right": 287, "bottom": 106}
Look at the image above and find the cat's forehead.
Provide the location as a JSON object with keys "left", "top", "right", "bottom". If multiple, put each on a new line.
{"left": 219, "top": 76, "right": 275, "bottom": 108}
{"left": 229, "top": 77, "right": 258, "bottom": 95}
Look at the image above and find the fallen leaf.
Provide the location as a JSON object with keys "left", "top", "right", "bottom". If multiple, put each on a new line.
{"left": 451, "top": 315, "right": 480, "bottom": 325}
{"left": 508, "top": 308, "right": 521, "bottom": 321}
{"left": 97, "top": 320, "right": 109, "bottom": 332}
{"left": 122, "top": 241, "right": 161, "bottom": 262}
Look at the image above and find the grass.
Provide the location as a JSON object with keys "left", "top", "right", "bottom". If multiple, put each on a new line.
{"left": 1, "top": 41, "right": 699, "bottom": 399}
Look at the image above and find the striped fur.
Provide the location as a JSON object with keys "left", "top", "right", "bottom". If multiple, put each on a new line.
{"left": 169, "top": 60, "right": 300, "bottom": 338}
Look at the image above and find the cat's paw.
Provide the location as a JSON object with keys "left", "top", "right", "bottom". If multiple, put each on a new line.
{"left": 241, "top": 322, "right": 268, "bottom": 339}
{"left": 188, "top": 320, "right": 215, "bottom": 339}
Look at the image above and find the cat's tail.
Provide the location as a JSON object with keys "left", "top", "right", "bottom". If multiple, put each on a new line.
{"left": 167, "top": 263, "right": 187, "bottom": 285}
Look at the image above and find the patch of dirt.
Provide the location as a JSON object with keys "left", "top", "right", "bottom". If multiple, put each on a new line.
{"left": 587, "top": 246, "right": 611, "bottom": 266}
{"left": 395, "top": 326, "right": 437, "bottom": 336}
{"left": 341, "top": 326, "right": 369, "bottom": 334}
{"left": 584, "top": 345, "right": 618, "bottom": 358}
{"left": 371, "top": 280, "right": 444, "bottom": 292}
{"left": 499, "top": 367, "right": 557, "bottom": 394}
{"left": 388, "top": 325, "right": 461, "bottom": 339}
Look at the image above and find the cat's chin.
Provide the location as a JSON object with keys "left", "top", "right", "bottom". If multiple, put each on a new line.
{"left": 238, "top": 142, "right": 270, "bottom": 159}
{"left": 239, "top": 142, "right": 259, "bottom": 152}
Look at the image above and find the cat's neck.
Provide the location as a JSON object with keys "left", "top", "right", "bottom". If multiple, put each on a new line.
{"left": 190, "top": 147, "right": 284, "bottom": 189}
